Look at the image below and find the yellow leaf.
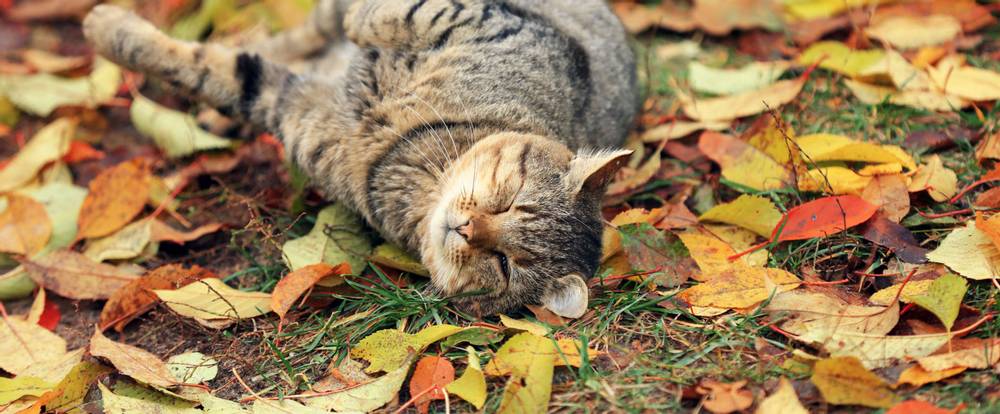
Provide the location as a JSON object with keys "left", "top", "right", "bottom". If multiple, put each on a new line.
{"left": 411, "top": 324, "right": 464, "bottom": 346}
{"left": 767, "top": 290, "right": 899, "bottom": 343}
{"left": 820, "top": 331, "right": 953, "bottom": 369}
{"left": 83, "top": 219, "right": 153, "bottom": 262}
{"left": 688, "top": 61, "right": 791, "bottom": 96}
{"left": 0, "top": 58, "right": 121, "bottom": 116}
{"left": 131, "top": 94, "right": 235, "bottom": 159}
{"left": 798, "top": 167, "right": 872, "bottom": 195}
{"left": 640, "top": 120, "right": 731, "bottom": 143}
{"left": 445, "top": 347, "right": 487, "bottom": 410}
{"left": 784, "top": 0, "right": 894, "bottom": 21}
{"left": 20, "top": 182, "right": 88, "bottom": 256}
{"left": 917, "top": 339, "right": 1000, "bottom": 371}
{"left": 494, "top": 333, "right": 557, "bottom": 414}
{"left": 811, "top": 356, "right": 897, "bottom": 408}
{"left": 369, "top": 243, "right": 429, "bottom": 276}
{"left": 703, "top": 225, "right": 769, "bottom": 267}
{"left": 896, "top": 365, "right": 966, "bottom": 388}
{"left": 755, "top": 377, "right": 808, "bottom": 414}
{"left": 681, "top": 78, "right": 806, "bottom": 122}
{"left": 678, "top": 267, "right": 800, "bottom": 309}
{"left": 844, "top": 79, "right": 968, "bottom": 112}
{"left": 927, "top": 221, "right": 999, "bottom": 280}
{"left": 858, "top": 162, "right": 903, "bottom": 176}
{"left": 281, "top": 203, "right": 372, "bottom": 273}
{"left": 0, "top": 318, "right": 66, "bottom": 376}
{"left": 699, "top": 132, "right": 791, "bottom": 191}
{"left": 699, "top": 194, "right": 782, "bottom": 238}
{"left": 153, "top": 278, "right": 272, "bottom": 322}
{"left": 0, "top": 376, "right": 53, "bottom": 405}
{"left": 910, "top": 273, "right": 966, "bottom": 330}
{"left": 45, "top": 360, "right": 113, "bottom": 413}
{"left": 883, "top": 50, "right": 933, "bottom": 92}
{"left": 89, "top": 328, "right": 177, "bottom": 388}
{"left": 0, "top": 118, "right": 74, "bottom": 192}
{"left": 865, "top": 15, "right": 962, "bottom": 50}
{"left": 797, "top": 133, "right": 915, "bottom": 169}
{"left": 0, "top": 195, "right": 51, "bottom": 256}
{"left": 908, "top": 155, "right": 957, "bottom": 202}
{"left": 927, "top": 62, "right": 1000, "bottom": 102}
{"left": 678, "top": 230, "right": 741, "bottom": 281}
{"left": 869, "top": 279, "right": 936, "bottom": 305}
{"left": 797, "top": 41, "right": 884, "bottom": 77}
{"left": 98, "top": 383, "right": 200, "bottom": 414}
{"left": 351, "top": 325, "right": 463, "bottom": 374}
{"left": 499, "top": 314, "right": 550, "bottom": 336}
{"left": 76, "top": 159, "right": 152, "bottom": 240}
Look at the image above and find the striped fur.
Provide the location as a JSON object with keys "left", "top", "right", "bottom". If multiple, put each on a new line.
{"left": 83, "top": 0, "right": 638, "bottom": 317}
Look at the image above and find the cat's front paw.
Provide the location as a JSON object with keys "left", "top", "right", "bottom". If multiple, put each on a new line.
{"left": 83, "top": 5, "right": 161, "bottom": 64}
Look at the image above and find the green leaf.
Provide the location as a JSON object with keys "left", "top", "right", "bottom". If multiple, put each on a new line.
{"left": 370, "top": 243, "right": 429, "bottom": 276}
{"left": 618, "top": 223, "right": 689, "bottom": 287}
{"left": 281, "top": 203, "right": 372, "bottom": 273}
{"left": 440, "top": 327, "right": 504, "bottom": 348}
{"left": 0, "top": 376, "right": 53, "bottom": 405}
{"left": 911, "top": 274, "right": 967, "bottom": 331}
{"left": 130, "top": 94, "right": 235, "bottom": 158}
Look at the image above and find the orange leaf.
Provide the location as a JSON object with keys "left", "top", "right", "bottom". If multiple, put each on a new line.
{"left": 408, "top": 356, "right": 455, "bottom": 414}
{"left": 0, "top": 194, "right": 51, "bottom": 256}
{"left": 697, "top": 379, "right": 753, "bottom": 414}
{"left": 271, "top": 263, "right": 349, "bottom": 319}
{"left": 77, "top": 159, "right": 151, "bottom": 240}
{"left": 23, "top": 249, "right": 140, "bottom": 300}
{"left": 774, "top": 195, "right": 878, "bottom": 241}
{"left": 62, "top": 141, "right": 105, "bottom": 164}
{"left": 886, "top": 400, "right": 963, "bottom": 414}
{"left": 150, "top": 220, "right": 223, "bottom": 244}
{"left": 99, "top": 264, "right": 217, "bottom": 332}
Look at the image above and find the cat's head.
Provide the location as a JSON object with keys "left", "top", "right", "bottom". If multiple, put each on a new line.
{"left": 422, "top": 133, "right": 630, "bottom": 317}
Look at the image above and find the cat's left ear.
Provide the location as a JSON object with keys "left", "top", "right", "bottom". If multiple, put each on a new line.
{"left": 566, "top": 149, "right": 633, "bottom": 195}
{"left": 542, "top": 274, "right": 589, "bottom": 318}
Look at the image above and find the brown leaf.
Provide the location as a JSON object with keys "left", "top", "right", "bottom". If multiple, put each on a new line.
{"left": 408, "top": 356, "right": 455, "bottom": 414}
{"left": 976, "top": 132, "right": 1000, "bottom": 162}
{"left": 861, "top": 215, "right": 929, "bottom": 264}
{"left": 89, "top": 328, "right": 177, "bottom": 387}
{"left": 100, "top": 264, "right": 218, "bottom": 332}
{"left": 0, "top": 194, "right": 51, "bottom": 256}
{"left": 696, "top": 379, "right": 753, "bottom": 414}
{"left": 525, "top": 304, "right": 566, "bottom": 327}
{"left": 5, "top": 0, "right": 97, "bottom": 21}
{"left": 861, "top": 174, "right": 910, "bottom": 223}
{"left": 691, "top": 0, "right": 783, "bottom": 36}
{"left": 150, "top": 220, "right": 223, "bottom": 244}
{"left": 23, "top": 250, "right": 141, "bottom": 300}
{"left": 903, "top": 127, "right": 976, "bottom": 151}
{"left": 811, "top": 356, "right": 897, "bottom": 408}
{"left": 77, "top": 159, "right": 151, "bottom": 240}
{"left": 974, "top": 187, "right": 1000, "bottom": 209}
{"left": 271, "top": 263, "right": 349, "bottom": 320}
{"left": 611, "top": 2, "right": 696, "bottom": 34}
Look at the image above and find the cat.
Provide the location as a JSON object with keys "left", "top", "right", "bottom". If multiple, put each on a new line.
{"left": 83, "top": 0, "right": 638, "bottom": 317}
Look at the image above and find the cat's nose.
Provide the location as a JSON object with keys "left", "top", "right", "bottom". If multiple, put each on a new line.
{"left": 455, "top": 220, "right": 474, "bottom": 240}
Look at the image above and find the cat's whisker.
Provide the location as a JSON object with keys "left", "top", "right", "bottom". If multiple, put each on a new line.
{"left": 408, "top": 92, "right": 460, "bottom": 159}
{"left": 403, "top": 104, "right": 453, "bottom": 172}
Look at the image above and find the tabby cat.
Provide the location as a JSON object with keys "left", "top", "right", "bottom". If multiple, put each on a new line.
{"left": 83, "top": 0, "right": 638, "bottom": 317}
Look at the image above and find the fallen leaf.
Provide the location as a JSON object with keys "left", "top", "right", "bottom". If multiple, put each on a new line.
{"left": 606, "top": 146, "right": 661, "bottom": 196}
{"left": 272, "top": 263, "right": 349, "bottom": 320}
{"left": 861, "top": 216, "right": 930, "bottom": 264}
{"left": 0, "top": 376, "right": 53, "bottom": 405}
{"left": 821, "top": 331, "right": 954, "bottom": 369}
{"left": 755, "top": 377, "right": 808, "bottom": 414}
{"left": 77, "top": 159, "right": 152, "bottom": 240}
{"left": 678, "top": 266, "right": 800, "bottom": 309}
{"left": 860, "top": 174, "right": 911, "bottom": 223}
{"left": 783, "top": 0, "right": 894, "bottom": 21}
{"left": 351, "top": 325, "right": 462, "bottom": 374}
{"left": 865, "top": 15, "right": 962, "bottom": 50}
{"left": 697, "top": 379, "right": 753, "bottom": 414}
{"left": 298, "top": 355, "right": 414, "bottom": 412}
{"left": 281, "top": 203, "right": 372, "bottom": 273}
{"left": 811, "top": 356, "right": 897, "bottom": 408}
{"left": 896, "top": 365, "right": 966, "bottom": 387}
{"left": 869, "top": 279, "right": 936, "bottom": 306}
{"left": 525, "top": 304, "right": 565, "bottom": 327}
{"left": 44, "top": 360, "right": 113, "bottom": 413}
{"left": 100, "top": 264, "right": 217, "bottom": 331}
{"left": 689, "top": 61, "right": 791, "bottom": 96}
{"left": 440, "top": 327, "right": 503, "bottom": 348}
{"left": 0, "top": 317, "right": 67, "bottom": 375}
{"left": 797, "top": 41, "right": 883, "bottom": 77}
{"left": 886, "top": 400, "right": 963, "bottom": 414}
{"left": 798, "top": 166, "right": 873, "bottom": 195}
{"left": 678, "top": 229, "right": 754, "bottom": 280}
{"left": 927, "top": 61, "right": 1000, "bottom": 103}
{"left": 844, "top": 79, "right": 968, "bottom": 112}
{"left": 976, "top": 213, "right": 1000, "bottom": 252}
{"left": 89, "top": 328, "right": 177, "bottom": 388}
{"left": 445, "top": 347, "right": 487, "bottom": 410}
{"left": 97, "top": 383, "right": 199, "bottom": 414}
{"left": 0, "top": 118, "right": 74, "bottom": 192}
{"left": 641, "top": 120, "right": 731, "bottom": 143}
{"left": 681, "top": 78, "right": 806, "bottom": 122}
{"left": 977, "top": 133, "right": 1000, "bottom": 161}
{"left": 131, "top": 94, "right": 235, "bottom": 158}
{"left": 409, "top": 356, "right": 455, "bottom": 414}
{"left": 5, "top": 0, "right": 97, "bottom": 22}
{"left": 29, "top": 289, "right": 59, "bottom": 330}
{"left": 83, "top": 219, "right": 153, "bottom": 262}
{"left": 618, "top": 223, "right": 692, "bottom": 287}
{"left": 767, "top": 290, "right": 898, "bottom": 343}
{"left": 0, "top": 195, "right": 50, "bottom": 256}
{"left": 62, "top": 140, "right": 105, "bottom": 164}
{"left": 499, "top": 314, "right": 550, "bottom": 336}
{"left": 699, "top": 194, "right": 782, "bottom": 238}
{"left": 698, "top": 131, "right": 791, "bottom": 191}
{"left": 611, "top": 2, "right": 696, "bottom": 34}
{"left": 908, "top": 155, "right": 958, "bottom": 202}
{"left": 910, "top": 273, "right": 967, "bottom": 330}
{"left": 691, "top": 0, "right": 783, "bottom": 35}
{"left": 494, "top": 333, "right": 557, "bottom": 414}
{"left": 153, "top": 278, "right": 272, "bottom": 323}
{"left": 20, "top": 182, "right": 87, "bottom": 255}
{"left": 917, "top": 338, "right": 1000, "bottom": 371}
{"left": 23, "top": 250, "right": 140, "bottom": 300}
{"left": 166, "top": 352, "right": 219, "bottom": 384}
{"left": 975, "top": 187, "right": 1000, "bottom": 209}
{"left": 927, "top": 221, "right": 999, "bottom": 280}
{"left": 797, "top": 133, "right": 915, "bottom": 170}
{"left": 150, "top": 220, "right": 223, "bottom": 244}
{"left": 0, "top": 58, "right": 121, "bottom": 116}
{"left": 369, "top": 243, "right": 429, "bottom": 276}
{"left": 771, "top": 195, "right": 878, "bottom": 243}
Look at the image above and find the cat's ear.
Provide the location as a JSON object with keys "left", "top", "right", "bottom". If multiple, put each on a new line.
{"left": 542, "top": 274, "right": 589, "bottom": 318}
{"left": 566, "top": 149, "right": 633, "bottom": 195}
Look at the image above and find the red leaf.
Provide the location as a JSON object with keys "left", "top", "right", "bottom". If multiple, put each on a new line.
{"left": 886, "top": 400, "right": 963, "bottom": 414}
{"left": 773, "top": 195, "right": 878, "bottom": 241}
{"left": 408, "top": 356, "right": 455, "bottom": 414}
{"left": 37, "top": 296, "right": 61, "bottom": 330}
{"left": 62, "top": 141, "right": 105, "bottom": 164}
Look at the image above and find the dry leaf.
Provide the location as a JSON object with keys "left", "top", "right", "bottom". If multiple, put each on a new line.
{"left": 150, "top": 220, "right": 223, "bottom": 244}
{"left": 641, "top": 120, "right": 731, "bottom": 143}
{"left": 797, "top": 41, "right": 883, "bottom": 77}
{"left": 755, "top": 377, "right": 808, "bottom": 414}
{"left": 865, "top": 15, "right": 962, "bottom": 50}
{"left": 23, "top": 250, "right": 140, "bottom": 300}
{"left": 281, "top": 203, "right": 372, "bottom": 273}
{"left": 844, "top": 79, "right": 968, "bottom": 112}
{"left": 917, "top": 338, "right": 1000, "bottom": 371}
{"left": 298, "top": 354, "right": 414, "bottom": 413}
{"left": 0, "top": 118, "right": 74, "bottom": 192}
{"left": 154, "top": 278, "right": 272, "bottom": 323}
{"left": 811, "top": 356, "right": 897, "bottom": 408}
{"left": 679, "top": 267, "right": 800, "bottom": 309}
{"left": 691, "top": 0, "right": 783, "bottom": 35}
{"left": 688, "top": 61, "right": 790, "bottom": 96}
{"left": 83, "top": 219, "right": 153, "bottom": 262}
{"left": 896, "top": 365, "right": 966, "bottom": 387}
{"left": 100, "top": 264, "right": 218, "bottom": 332}
{"left": 272, "top": 263, "right": 349, "bottom": 320}
{"left": 0, "top": 58, "right": 121, "bottom": 116}
{"left": 77, "top": 159, "right": 152, "bottom": 240}
{"left": 89, "top": 328, "right": 177, "bottom": 387}
{"left": 820, "top": 331, "right": 954, "bottom": 369}
{"left": 860, "top": 216, "right": 930, "bottom": 264}
{"left": 698, "top": 379, "right": 754, "bottom": 414}
{"left": 927, "top": 60, "right": 1000, "bottom": 102}
{"left": 797, "top": 133, "right": 915, "bottom": 169}
{"left": 0, "top": 195, "right": 51, "bottom": 256}
{"left": 908, "top": 155, "right": 958, "bottom": 202}
{"left": 131, "top": 94, "right": 235, "bottom": 158}
{"left": 910, "top": 273, "right": 966, "bottom": 330}
{"left": 369, "top": 243, "right": 429, "bottom": 276}
{"left": 698, "top": 132, "right": 791, "bottom": 191}
{"left": 699, "top": 194, "right": 782, "bottom": 238}
{"left": 499, "top": 314, "right": 550, "bottom": 336}
{"left": 350, "top": 325, "right": 463, "bottom": 374}
{"left": 0, "top": 317, "right": 67, "bottom": 375}
{"left": 861, "top": 174, "right": 911, "bottom": 223}
{"left": 494, "top": 333, "right": 557, "bottom": 414}
{"left": 767, "top": 290, "right": 899, "bottom": 343}
{"left": 927, "top": 221, "right": 999, "bottom": 280}
{"left": 886, "top": 400, "right": 963, "bottom": 414}
{"left": 408, "top": 356, "right": 454, "bottom": 414}
{"left": 445, "top": 347, "right": 487, "bottom": 410}
{"left": 681, "top": 78, "right": 805, "bottom": 122}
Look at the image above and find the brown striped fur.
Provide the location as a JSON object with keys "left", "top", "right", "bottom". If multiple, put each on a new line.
{"left": 83, "top": 0, "right": 638, "bottom": 317}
